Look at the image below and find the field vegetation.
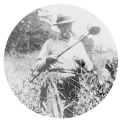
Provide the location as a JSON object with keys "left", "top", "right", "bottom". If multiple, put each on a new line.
{"left": 4, "top": 8, "right": 118, "bottom": 118}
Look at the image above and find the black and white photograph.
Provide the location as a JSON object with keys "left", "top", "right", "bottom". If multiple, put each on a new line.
{"left": 4, "top": 4, "right": 118, "bottom": 118}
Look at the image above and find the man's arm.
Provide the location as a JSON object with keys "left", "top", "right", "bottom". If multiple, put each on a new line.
{"left": 34, "top": 39, "right": 50, "bottom": 72}
{"left": 78, "top": 42, "right": 93, "bottom": 71}
{"left": 34, "top": 39, "right": 57, "bottom": 72}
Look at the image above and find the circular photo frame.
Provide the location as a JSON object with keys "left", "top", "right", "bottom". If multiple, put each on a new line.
{"left": 4, "top": 4, "right": 118, "bottom": 118}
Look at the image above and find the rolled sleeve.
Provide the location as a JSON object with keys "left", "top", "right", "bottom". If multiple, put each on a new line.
{"left": 36, "top": 39, "right": 51, "bottom": 62}
{"left": 34, "top": 39, "right": 51, "bottom": 71}
{"left": 78, "top": 42, "right": 93, "bottom": 71}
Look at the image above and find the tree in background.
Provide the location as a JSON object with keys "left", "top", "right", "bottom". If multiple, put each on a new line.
{"left": 5, "top": 8, "right": 95, "bottom": 56}
{"left": 5, "top": 8, "right": 57, "bottom": 55}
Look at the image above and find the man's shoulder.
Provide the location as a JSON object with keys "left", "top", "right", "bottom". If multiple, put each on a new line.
{"left": 46, "top": 37, "right": 58, "bottom": 44}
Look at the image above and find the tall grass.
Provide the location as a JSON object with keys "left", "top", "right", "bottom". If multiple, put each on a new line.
{"left": 4, "top": 51, "right": 43, "bottom": 113}
{"left": 4, "top": 50, "right": 118, "bottom": 118}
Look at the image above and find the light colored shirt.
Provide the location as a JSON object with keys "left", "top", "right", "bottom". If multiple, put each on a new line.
{"left": 36, "top": 37, "right": 93, "bottom": 71}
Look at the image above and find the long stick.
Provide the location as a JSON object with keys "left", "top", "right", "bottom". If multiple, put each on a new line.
{"left": 29, "top": 71, "right": 44, "bottom": 83}
{"left": 29, "top": 32, "right": 90, "bottom": 83}
{"left": 57, "top": 32, "right": 90, "bottom": 58}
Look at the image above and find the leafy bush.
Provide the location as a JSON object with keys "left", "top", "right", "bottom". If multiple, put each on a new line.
{"left": 5, "top": 9, "right": 58, "bottom": 54}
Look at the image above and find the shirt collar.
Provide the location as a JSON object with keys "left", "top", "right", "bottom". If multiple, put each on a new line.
{"left": 58, "top": 35, "right": 70, "bottom": 43}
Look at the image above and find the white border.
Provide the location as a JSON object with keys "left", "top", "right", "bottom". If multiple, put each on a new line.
{"left": 0, "top": 0, "right": 124, "bottom": 124}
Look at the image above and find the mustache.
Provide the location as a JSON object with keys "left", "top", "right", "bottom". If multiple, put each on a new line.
{"left": 63, "top": 31, "right": 71, "bottom": 36}
{"left": 60, "top": 29, "right": 74, "bottom": 39}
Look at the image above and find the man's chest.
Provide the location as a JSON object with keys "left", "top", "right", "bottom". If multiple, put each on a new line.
{"left": 50, "top": 40, "right": 82, "bottom": 58}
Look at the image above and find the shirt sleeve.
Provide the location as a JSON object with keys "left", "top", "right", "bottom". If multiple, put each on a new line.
{"left": 36, "top": 39, "right": 51, "bottom": 61}
{"left": 78, "top": 42, "right": 93, "bottom": 71}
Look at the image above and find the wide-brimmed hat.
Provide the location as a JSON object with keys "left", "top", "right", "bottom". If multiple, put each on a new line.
{"left": 53, "top": 14, "right": 76, "bottom": 26}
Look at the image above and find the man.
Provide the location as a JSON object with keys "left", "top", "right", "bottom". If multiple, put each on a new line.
{"left": 34, "top": 14, "right": 93, "bottom": 118}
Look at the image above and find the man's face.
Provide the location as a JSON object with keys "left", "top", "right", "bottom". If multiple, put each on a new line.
{"left": 58, "top": 23, "right": 72, "bottom": 40}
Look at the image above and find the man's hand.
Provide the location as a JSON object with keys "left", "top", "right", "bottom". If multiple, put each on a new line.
{"left": 34, "top": 59, "right": 47, "bottom": 72}
{"left": 46, "top": 55, "right": 58, "bottom": 65}
{"left": 34, "top": 55, "right": 58, "bottom": 72}
{"left": 84, "top": 63, "right": 93, "bottom": 72}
